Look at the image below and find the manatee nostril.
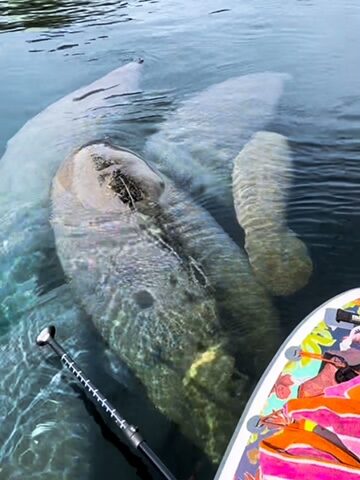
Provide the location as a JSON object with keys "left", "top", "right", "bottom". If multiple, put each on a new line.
{"left": 134, "top": 290, "right": 154, "bottom": 309}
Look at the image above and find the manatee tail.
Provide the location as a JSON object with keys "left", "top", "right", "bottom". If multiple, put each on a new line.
{"left": 232, "top": 131, "right": 313, "bottom": 296}
{"left": 244, "top": 227, "right": 313, "bottom": 296}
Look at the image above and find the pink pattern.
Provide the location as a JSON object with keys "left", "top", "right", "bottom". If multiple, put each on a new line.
{"left": 271, "top": 374, "right": 294, "bottom": 400}
{"left": 290, "top": 408, "right": 360, "bottom": 437}
{"left": 286, "top": 447, "right": 338, "bottom": 463}
{"left": 325, "top": 375, "right": 360, "bottom": 398}
{"left": 260, "top": 449, "right": 360, "bottom": 480}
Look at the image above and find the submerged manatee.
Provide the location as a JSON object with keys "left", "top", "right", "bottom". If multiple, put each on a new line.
{"left": 51, "top": 143, "right": 279, "bottom": 463}
{"left": 232, "top": 132, "right": 313, "bottom": 296}
{"left": 0, "top": 62, "right": 143, "bottom": 477}
{"left": 145, "top": 72, "right": 290, "bottom": 207}
{"left": 0, "top": 60, "right": 143, "bottom": 324}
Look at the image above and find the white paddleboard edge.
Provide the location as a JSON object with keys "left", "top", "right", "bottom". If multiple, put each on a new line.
{"left": 215, "top": 287, "right": 360, "bottom": 480}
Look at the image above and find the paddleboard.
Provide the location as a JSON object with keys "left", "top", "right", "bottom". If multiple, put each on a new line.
{"left": 215, "top": 288, "right": 360, "bottom": 480}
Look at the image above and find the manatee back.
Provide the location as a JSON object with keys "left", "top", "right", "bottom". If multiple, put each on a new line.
{"left": 146, "top": 72, "right": 290, "bottom": 206}
{"left": 51, "top": 143, "right": 249, "bottom": 462}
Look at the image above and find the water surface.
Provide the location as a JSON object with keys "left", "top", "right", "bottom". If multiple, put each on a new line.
{"left": 1, "top": 0, "right": 360, "bottom": 478}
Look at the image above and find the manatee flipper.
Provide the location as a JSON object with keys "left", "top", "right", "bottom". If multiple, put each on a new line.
{"left": 232, "top": 131, "right": 312, "bottom": 296}
{"left": 144, "top": 347, "right": 248, "bottom": 465}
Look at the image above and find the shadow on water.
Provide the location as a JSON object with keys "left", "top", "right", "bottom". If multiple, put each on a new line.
{"left": 70, "top": 384, "right": 157, "bottom": 480}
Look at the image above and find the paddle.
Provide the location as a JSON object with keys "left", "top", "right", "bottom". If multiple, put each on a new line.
{"left": 36, "top": 326, "right": 177, "bottom": 480}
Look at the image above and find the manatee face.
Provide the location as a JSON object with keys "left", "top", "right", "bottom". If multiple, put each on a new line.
{"left": 53, "top": 142, "right": 165, "bottom": 213}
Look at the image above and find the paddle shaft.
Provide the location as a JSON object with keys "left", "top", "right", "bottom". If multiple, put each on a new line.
{"left": 37, "top": 326, "right": 177, "bottom": 480}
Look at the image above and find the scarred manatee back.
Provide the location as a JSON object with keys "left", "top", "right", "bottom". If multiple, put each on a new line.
{"left": 51, "top": 142, "right": 251, "bottom": 464}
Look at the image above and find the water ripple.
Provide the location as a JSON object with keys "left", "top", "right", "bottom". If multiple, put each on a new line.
{"left": 0, "top": 0, "right": 152, "bottom": 33}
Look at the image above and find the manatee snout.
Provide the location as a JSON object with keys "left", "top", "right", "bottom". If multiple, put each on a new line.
{"left": 53, "top": 142, "right": 165, "bottom": 213}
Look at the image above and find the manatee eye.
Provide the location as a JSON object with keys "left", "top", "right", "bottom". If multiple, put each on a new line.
{"left": 195, "top": 184, "right": 206, "bottom": 197}
{"left": 134, "top": 290, "right": 154, "bottom": 309}
{"left": 108, "top": 170, "right": 144, "bottom": 205}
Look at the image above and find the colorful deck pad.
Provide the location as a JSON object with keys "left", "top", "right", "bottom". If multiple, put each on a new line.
{"left": 215, "top": 288, "right": 360, "bottom": 480}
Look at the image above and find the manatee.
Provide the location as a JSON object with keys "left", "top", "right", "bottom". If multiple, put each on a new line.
{"left": 232, "top": 131, "right": 313, "bottom": 296}
{"left": 51, "top": 142, "right": 280, "bottom": 463}
{"left": 0, "top": 60, "right": 143, "bottom": 327}
{"left": 145, "top": 72, "right": 290, "bottom": 207}
{"left": 0, "top": 61, "right": 143, "bottom": 477}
